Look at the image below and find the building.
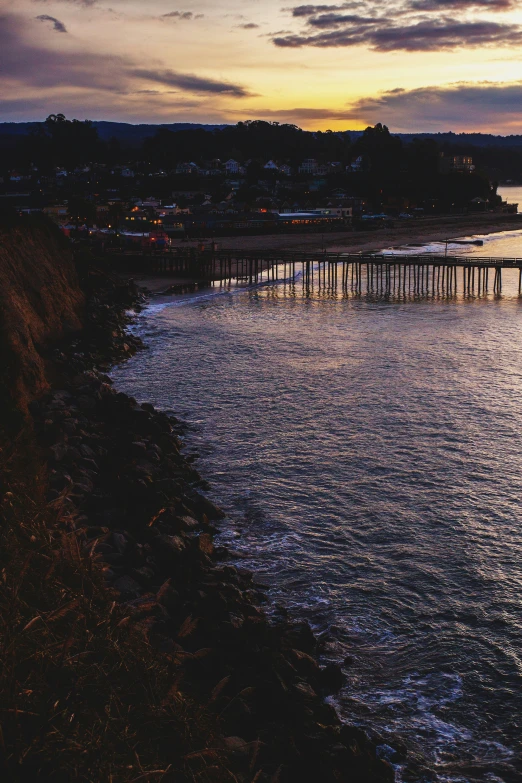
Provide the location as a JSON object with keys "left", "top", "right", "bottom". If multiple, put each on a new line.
{"left": 175, "top": 162, "right": 199, "bottom": 175}
{"left": 225, "top": 159, "right": 241, "bottom": 175}
{"left": 347, "top": 156, "right": 364, "bottom": 172}
{"left": 439, "top": 153, "right": 475, "bottom": 174}
{"left": 299, "top": 158, "right": 318, "bottom": 175}
{"left": 43, "top": 205, "right": 68, "bottom": 224}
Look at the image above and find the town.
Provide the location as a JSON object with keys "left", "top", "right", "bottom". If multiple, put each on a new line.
{"left": 0, "top": 116, "right": 517, "bottom": 248}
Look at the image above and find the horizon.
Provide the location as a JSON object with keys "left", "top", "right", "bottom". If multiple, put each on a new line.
{"left": 3, "top": 118, "right": 522, "bottom": 139}
{"left": 3, "top": 1, "right": 522, "bottom": 134}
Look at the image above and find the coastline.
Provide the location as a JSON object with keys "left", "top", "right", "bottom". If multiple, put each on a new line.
{"left": 1, "top": 228, "right": 406, "bottom": 781}
{"left": 6, "top": 210, "right": 518, "bottom": 778}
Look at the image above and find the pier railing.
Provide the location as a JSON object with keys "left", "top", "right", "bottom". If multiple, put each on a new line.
{"left": 108, "top": 248, "right": 522, "bottom": 295}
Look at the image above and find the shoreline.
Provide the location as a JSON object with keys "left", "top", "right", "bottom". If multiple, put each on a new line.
{"left": 2, "top": 237, "right": 409, "bottom": 781}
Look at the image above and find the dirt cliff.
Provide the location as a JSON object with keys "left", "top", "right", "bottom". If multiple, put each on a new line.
{"left": 0, "top": 216, "right": 84, "bottom": 418}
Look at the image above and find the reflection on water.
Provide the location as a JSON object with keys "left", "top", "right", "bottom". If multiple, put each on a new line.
{"left": 112, "top": 232, "right": 522, "bottom": 783}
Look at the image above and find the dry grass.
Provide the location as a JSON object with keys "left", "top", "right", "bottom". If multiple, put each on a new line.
{"left": 0, "top": 432, "right": 238, "bottom": 783}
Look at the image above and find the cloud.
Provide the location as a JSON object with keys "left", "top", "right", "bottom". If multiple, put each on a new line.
{"left": 0, "top": 13, "right": 252, "bottom": 101}
{"left": 36, "top": 15, "right": 68, "bottom": 33}
{"left": 279, "top": 0, "right": 522, "bottom": 51}
{"left": 274, "top": 19, "right": 522, "bottom": 51}
{"left": 346, "top": 81, "right": 522, "bottom": 130}
{"left": 0, "top": 13, "right": 125, "bottom": 90}
{"left": 411, "top": 0, "right": 515, "bottom": 8}
{"left": 285, "top": 4, "right": 359, "bottom": 16}
{"left": 161, "top": 11, "right": 204, "bottom": 20}
{"left": 32, "top": 0, "right": 97, "bottom": 6}
{"left": 307, "top": 13, "right": 380, "bottom": 28}
{"left": 238, "top": 23, "right": 260, "bottom": 29}
{"left": 131, "top": 69, "right": 252, "bottom": 97}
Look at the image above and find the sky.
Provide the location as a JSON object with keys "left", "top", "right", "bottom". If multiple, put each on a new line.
{"left": 3, "top": 0, "right": 522, "bottom": 132}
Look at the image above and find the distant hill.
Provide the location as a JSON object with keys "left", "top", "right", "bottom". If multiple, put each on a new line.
{"left": 3, "top": 122, "right": 522, "bottom": 152}
{"left": 0, "top": 122, "right": 229, "bottom": 148}
{"left": 2, "top": 121, "right": 522, "bottom": 149}
{"left": 341, "top": 130, "right": 522, "bottom": 148}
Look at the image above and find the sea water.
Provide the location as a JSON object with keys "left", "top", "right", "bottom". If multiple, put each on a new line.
{"left": 112, "top": 225, "right": 522, "bottom": 782}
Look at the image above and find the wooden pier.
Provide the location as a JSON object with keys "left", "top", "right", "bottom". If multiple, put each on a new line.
{"left": 112, "top": 248, "right": 522, "bottom": 296}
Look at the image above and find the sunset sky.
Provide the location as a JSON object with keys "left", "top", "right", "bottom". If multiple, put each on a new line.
{"left": 3, "top": 0, "right": 522, "bottom": 132}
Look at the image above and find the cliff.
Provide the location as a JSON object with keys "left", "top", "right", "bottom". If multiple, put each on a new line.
{"left": 0, "top": 222, "right": 401, "bottom": 782}
{"left": 0, "top": 216, "right": 84, "bottom": 418}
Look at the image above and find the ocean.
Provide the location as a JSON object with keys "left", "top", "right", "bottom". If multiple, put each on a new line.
{"left": 112, "top": 219, "right": 522, "bottom": 783}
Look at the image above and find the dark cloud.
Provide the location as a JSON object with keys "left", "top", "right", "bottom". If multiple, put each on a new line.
{"left": 285, "top": 4, "right": 359, "bottom": 16}
{"left": 346, "top": 81, "right": 522, "bottom": 130}
{"left": 307, "top": 13, "right": 380, "bottom": 27}
{"left": 280, "top": 0, "right": 522, "bottom": 51}
{"left": 411, "top": 0, "right": 514, "bottom": 8}
{"left": 238, "top": 23, "right": 260, "bottom": 29}
{"left": 0, "top": 13, "right": 125, "bottom": 90}
{"left": 32, "top": 0, "right": 97, "bottom": 6}
{"left": 36, "top": 15, "right": 68, "bottom": 33}
{"left": 0, "top": 13, "right": 252, "bottom": 101}
{"left": 131, "top": 69, "right": 252, "bottom": 97}
{"left": 162, "top": 11, "right": 204, "bottom": 20}
{"left": 274, "top": 19, "right": 522, "bottom": 50}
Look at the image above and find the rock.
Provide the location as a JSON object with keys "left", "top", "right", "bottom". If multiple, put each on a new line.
{"left": 294, "top": 682, "right": 317, "bottom": 700}
{"left": 114, "top": 576, "right": 142, "bottom": 598}
{"left": 152, "top": 534, "right": 187, "bottom": 561}
{"left": 112, "top": 532, "right": 128, "bottom": 554}
{"left": 198, "top": 533, "right": 214, "bottom": 556}
{"left": 156, "top": 580, "right": 180, "bottom": 613}
{"left": 50, "top": 443, "right": 68, "bottom": 462}
{"left": 224, "top": 736, "right": 249, "bottom": 756}
{"left": 187, "top": 491, "right": 225, "bottom": 520}
{"left": 281, "top": 621, "right": 317, "bottom": 655}
{"left": 77, "top": 395, "right": 96, "bottom": 410}
{"left": 318, "top": 664, "right": 346, "bottom": 695}
{"left": 339, "top": 725, "right": 369, "bottom": 752}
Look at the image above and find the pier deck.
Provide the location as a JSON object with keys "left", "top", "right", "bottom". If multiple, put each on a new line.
{"left": 112, "top": 248, "right": 522, "bottom": 295}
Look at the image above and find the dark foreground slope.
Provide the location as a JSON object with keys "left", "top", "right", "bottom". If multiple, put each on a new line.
{"left": 0, "top": 220, "right": 405, "bottom": 782}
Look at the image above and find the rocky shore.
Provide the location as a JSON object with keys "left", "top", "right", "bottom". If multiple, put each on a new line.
{"left": 32, "top": 268, "right": 406, "bottom": 782}
{"left": 0, "top": 219, "right": 421, "bottom": 781}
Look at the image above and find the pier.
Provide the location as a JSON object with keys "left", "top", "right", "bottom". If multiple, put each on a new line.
{"left": 111, "top": 248, "right": 522, "bottom": 296}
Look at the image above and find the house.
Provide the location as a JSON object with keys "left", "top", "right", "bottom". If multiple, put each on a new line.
{"left": 279, "top": 164, "right": 292, "bottom": 177}
{"left": 120, "top": 167, "right": 135, "bottom": 178}
{"left": 225, "top": 159, "right": 241, "bottom": 175}
{"left": 176, "top": 162, "right": 199, "bottom": 175}
{"left": 347, "top": 156, "right": 364, "bottom": 172}
{"left": 299, "top": 158, "right": 318, "bottom": 175}
{"left": 264, "top": 160, "right": 279, "bottom": 172}
{"left": 43, "top": 205, "right": 68, "bottom": 223}
{"left": 439, "top": 153, "right": 475, "bottom": 174}
{"left": 9, "top": 172, "right": 31, "bottom": 182}
{"left": 158, "top": 204, "right": 179, "bottom": 217}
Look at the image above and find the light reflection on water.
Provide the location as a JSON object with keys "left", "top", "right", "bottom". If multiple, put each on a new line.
{"left": 112, "top": 232, "right": 522, "bottom": 782}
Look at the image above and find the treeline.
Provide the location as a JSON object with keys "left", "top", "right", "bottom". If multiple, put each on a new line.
{"left": 1, "top": 115, "right": 516, "bottom": 209}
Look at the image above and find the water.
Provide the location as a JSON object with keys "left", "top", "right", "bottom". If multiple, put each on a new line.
{"left": 499, "top": 186, "right": 522, "bottom": 209}
{"left": 112, "top": 231, "right": 522, "bottom": 783}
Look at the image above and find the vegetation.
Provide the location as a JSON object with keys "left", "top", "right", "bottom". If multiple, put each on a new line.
{"left": 0, "top": 438, "right": 237, "bottom": 782}
{"left": 0, "top": 115, "right": 510, "bottom": 213}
